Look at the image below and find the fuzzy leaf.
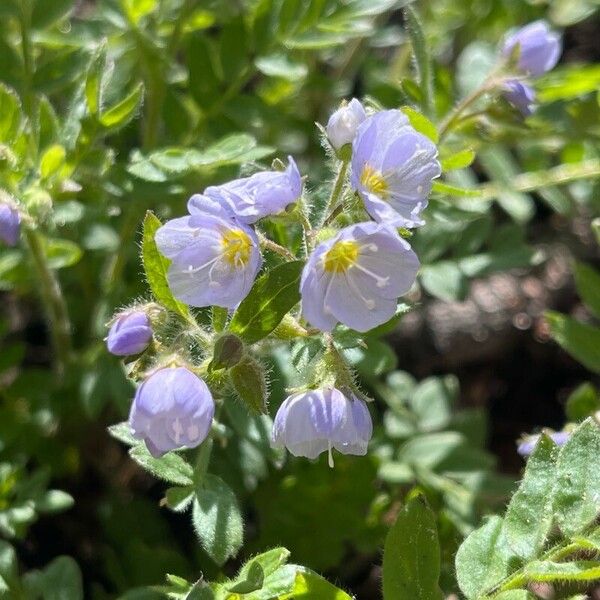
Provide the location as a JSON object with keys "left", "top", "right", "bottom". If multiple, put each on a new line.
{"left": 129, "top": 445, "right": 194, "bottom": 486}
{"left": 99, "top": 83, "right": 144, "bottom": 131}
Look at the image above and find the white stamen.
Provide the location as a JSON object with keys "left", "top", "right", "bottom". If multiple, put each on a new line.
{"left": 188, "top": 424, "right": 199, "bottom": 441}
{"left": 327, "top": 443, "right": 334, "bottom": 468}
{"left": 353, "top": 262, "right": 390, "bottom": 288}
{"left": 172, "top": 418, "right": 183, "bottom": 444}
{"left": 345, "top": 273, "right": 376, "bottom": 309}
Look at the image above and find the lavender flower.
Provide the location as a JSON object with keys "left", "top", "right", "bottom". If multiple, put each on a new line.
{"left": 107, "top": 311, "right": 153, "bottom": 356}
{"left": 300, "top": 222, "right": 419, "bottom": 332}
{"left": 502, "top": 20, "right": 562, "bottom": 77}
{"left": 517, "top": 431, "right": 570, "bottom": 457}
{"left": 326, "top": 98, "right": 367, "bottom": 151}
{"left": 351, "top": 110, "right": 441, "bottom": 228}
{"left": 129, "top": 367, "right": 215, "bottom": 457}
{"left": 201, "top": 157, "right": 302, "bottom": 224}
{"left": 271, "top": 388, "right": 372, "bottom": 465}
{"left": 155, "top": 197, "right": 262, "bottom": 309}
{"left": 0, "top": 203, "right": 20, "bottom": 246}
{"left": 503, "top": 80, "right": 536, "bottom": 116}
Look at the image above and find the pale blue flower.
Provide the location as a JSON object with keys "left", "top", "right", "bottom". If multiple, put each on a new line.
{"left": 517, "top": 431, "right": 570, "bottom": 457}
{"left": 107, "top": 310, "right": 152, "bottom": 356}
{"left": 0, "top": 203, "right": 20, "bottom": 246}
{"left": 200, "top": 157, "right": 302, "bottom": 224}
{"left": 502, "top": 20, "right": 561, "bottom": 77}
{"left": 155, "top": 197, "right": 262, "bottom": 309}
{"left": 129, "top": 367, "right": 215, "bottom": 457}
{"left": 351, "top": 110, "right": 441, "bottom": 227}
{"left": 271, "top": 388, "right": 372, "bottom": 464}
{"left": 301, "top": 222, "right": 419, "bottom": 332}
{"left": 326, "top": 98, "right": 366, "bottom": 150}
{"left": 503, "top": 80, "right": 536, "bottom": 115}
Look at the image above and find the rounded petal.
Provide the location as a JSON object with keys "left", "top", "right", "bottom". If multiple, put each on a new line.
{"left": 326, "top": 98, "right": 367, "bottom": 150}
{"left": 107, "top": 311, "right": 153, "bottom": 356}
{"left": 503, "top": 80, "right": 536, "bottom": 116}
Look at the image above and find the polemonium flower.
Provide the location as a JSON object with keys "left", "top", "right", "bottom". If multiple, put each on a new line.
{"left": 0, "top": 203, "right": 20, "bottom": 246}
{"left": 271, "top": 388, "right": 372, "bottom": 465}
{"left": 200, "top": 157, "right": 302, "bottom": 224}
{"left": 106, "top": 311, "right": 153, "bottom": 356}
{"left": 326, "top": 98, "right": 367, "bottom": 151}
{"left": 517, "top": 431, "right": 570, "bottom": 457}
{"left": 300, "top": 222, "right": 419, "bottom": 332}
{"left": 351, "top": 110, "right": 441, "bottom": 227}
{"left": 501, "top": 20, "right": 561, "bottom": 76}
{"left": 129, "top": 367, "right": 215, "bottom": 457}
{"left": 503, "top": 80, "right": 536, "bottom": 116}
{"left": 156, "top": 197, "right": 262, "bottom": 309}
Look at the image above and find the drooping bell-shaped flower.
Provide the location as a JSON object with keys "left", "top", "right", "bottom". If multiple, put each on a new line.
{"left": 129, "top": 367, "right": 215, "bottom": 457}
{"left": 0, "top": 203, "right": 20, "bottom": 246}
{"left": 517, "top": 431, "right": 570, "bottom": 457}
{"left": 271, "top": 388, "right": 372, "bottom": 465}
{"left": 503, "top": 80, "right": 536, "bottom": 116}
{"left": 351, "top": 109, "right": 441, "bottom": 228}
{"left": 326, "top": 98, "right": 366, "bottom": 151}
{"left": 501, "top": 20, "right": 562, "bottom": 77}
{"left": 106, "top": 310, "right": 153, "bottom": 356}
{"left": 300, "top": 222, "right": 419, "bottom": 332}
{"left": 155, "top": 197, "right": 262, "bottom": 309}
{"left": 201, "top": 157, "right": 302, "bottom": 224}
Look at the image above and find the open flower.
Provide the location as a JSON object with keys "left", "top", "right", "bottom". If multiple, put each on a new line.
{"left": 351, "top": 110, "right": 441, "bottom": 228}
{"left": 107, "top": 310, "right": 152, "bottom": 356}
{"left": 300, "top": 222, "right": 419, "bottom": 332}
{"left": 503, "top": 80, "right": 536, "bottom": 116}
{"left": 129, "top": 367, "right": 215, "bottom": 457}
{"left": 501, "top": 20, "right": 561, "bottom": 76}
{"left": 271, "top": 388, "right": 372, "bottom": 465}
{"left": 0, "top": 203, "right": 20, "bottom": 246}
{"left": 200, "top": 157, "right": 302, "bottom": 224}
{"left": 326, "top": 98, "right": 366, "bottom": 151}
{"left": 155, "top": 197, "right": 261, "bottom": 309}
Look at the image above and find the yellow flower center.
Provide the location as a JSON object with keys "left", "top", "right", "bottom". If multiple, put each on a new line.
{"left": 221, "top": 229, "right": 252, "bottom": 268}
{"left": 360, "top": 164, "right": 389, "bottom": 198}
{"left": 323, "top": 240, "right": 360, "bottom": 273}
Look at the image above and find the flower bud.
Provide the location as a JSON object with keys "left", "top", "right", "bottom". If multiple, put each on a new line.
{"left": 503, "top": 80, "right": 536, "bottom": 116}
{"left": 107, "top": 310, "right": 153, "bottom": 356}
{"left": 129, "top": 367, "right": 215, "bottom": 457}
{"left": 0, "top": 203, "right": 20, "bottom": 246}
{"left": 326, "top": 98, "right": 366, "bottom": 151}
{"left": 210, "top": 333, "right": 244, "bottom": 371}
{"left": 229, "top": 355, "right": 267, "bottom": 414}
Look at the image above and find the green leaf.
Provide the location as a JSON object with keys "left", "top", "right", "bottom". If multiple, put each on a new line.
{"left": 0, "top": 83, "right": 22, "bottom": 144}
{"left": 546, "top": 311, "right": 600, "bottom": 374}
{"left": 33, "top": 556, "right": 82, "bottom": 600}
{"left": 409, "top": 375, "right": 456, "bottom": 432}
{"left": 382, "top": 494, "right": 442, "bottom": 600}
{"left": 420, "top": 261, "right": 467, "bottom": 301}
{"left": 99, "top": 83, "right": 144, "bottom": 131}
{"left": 523, "top": 560, "right": 600, "bottom": 582}
{"left": 192, "top": 474, "right": 243, "bottom": 565}
{"left": 85, "top": 43, "right": 107, "bottom": 116}
{"left": 165, "top": 486, "right": 194, "bottom": 513}
{"left": 455, "top": 516, "right": 510, "bottom": 599}
{"left": 43, "top": 238, "right": 82, "bottom": 269}
{"left": 441, "top": 149, "right": 476, "bottom": 171}
{"left": 553, "top": 419, "right": 600, "bottom": 536}
{"left": 40, "top": 144, "right": 66, "bottom": 179}
{"left": 537, "top": 64, "right": 600, "bottom": 102}
{"left": 287, "top": 568, "right": 352, "bottom": 599}
{"left": 129, "top": 445, "right": 194, "bottom": 486}
{"left": 566, "top": 382, "right": 600, "bottom": 422}
{"left": 503, "top": 434, "right": 558, "bottom": 559}
{"left": 432, "top": 181, "right": 481, "bottom": 197}
{"left": 229, "top": 260, "right": 303, "bottom": 344}
{"left": 31, "top": 0, "right": 74, "bottom": 28}
{"left": 230, "top": 355, "right": 267, "bottom": 414}
{"left": 400, "top": 106, "right": 438, "bottom": 142}
{"left": 141, "top": 211, "right": 191, "bottom": 318}
{"left": 255, "top": 54, "right": 308, "bottom": 81}
{"left": 574, "top": 262, "right": 600, "bottom": 319}
{"left": 108, "top": 422, "right": 138, "bottom": 446}
{"left": 494, "top": 592, "right": 535, "bottom": 600}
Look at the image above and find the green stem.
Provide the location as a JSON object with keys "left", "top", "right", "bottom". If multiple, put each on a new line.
{"left": 322, "top": 159, "right": 349, "bottom": 226}
{"left": 24, "top": 229, "right": 73, "bottom": 375}
{"left": 257, "top": 232, "right": 296, "bottom": 261}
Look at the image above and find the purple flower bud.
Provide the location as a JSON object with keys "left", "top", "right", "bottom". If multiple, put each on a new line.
{"left": 503, "top": 80, "right": 536, "bottom": 116}
{"left": 326, "top": 98, "right": 367, "bottom": 151}
{"left": 300, "top": 222, "right": 419, "bottom": 332}
{"left": 271, "top": 388, "right": 372, "bottom": 465}
{"left": 107, "top": 311, "right": 153, "bottom": 356}
{"left": 517, "top": 431, "right": 570, "bottom": 457}
{"left": 200, "top": 157, "right": 303, "bottom": 224}
{"left": 0, "top": 203, "right": 20, "bottom": 246}
{"left": 129, "top": 367, "right": 215, "bottom": 457}
{"left": 156, "top": 196, "right": 262, "bottom": 309}
{"left": 351, "top": 110, "right": 441, "bottom": 228}
{"left": 502, "top": 20, "right": 562, "bottom": 77}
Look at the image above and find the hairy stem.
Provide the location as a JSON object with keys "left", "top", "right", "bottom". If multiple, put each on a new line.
{"left": 322, "top": 159, "right": 350, "bottom": 226}
{"left": 258, "top": 232, "right": 296, "bottom": 261}
{"left": 24, "top": 229, "right": 73, "bottom": 375}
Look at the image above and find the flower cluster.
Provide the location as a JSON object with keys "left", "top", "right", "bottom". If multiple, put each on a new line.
{"left": 109, "top": 99, "right": 443, "bottom": 462}
{"left": 500, "top": 21, "right": 562, "bottom": 115}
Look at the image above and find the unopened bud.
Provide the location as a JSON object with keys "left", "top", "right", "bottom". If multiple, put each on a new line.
{"left": 210, "top": 334, "right": 244, "bottom": 371}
